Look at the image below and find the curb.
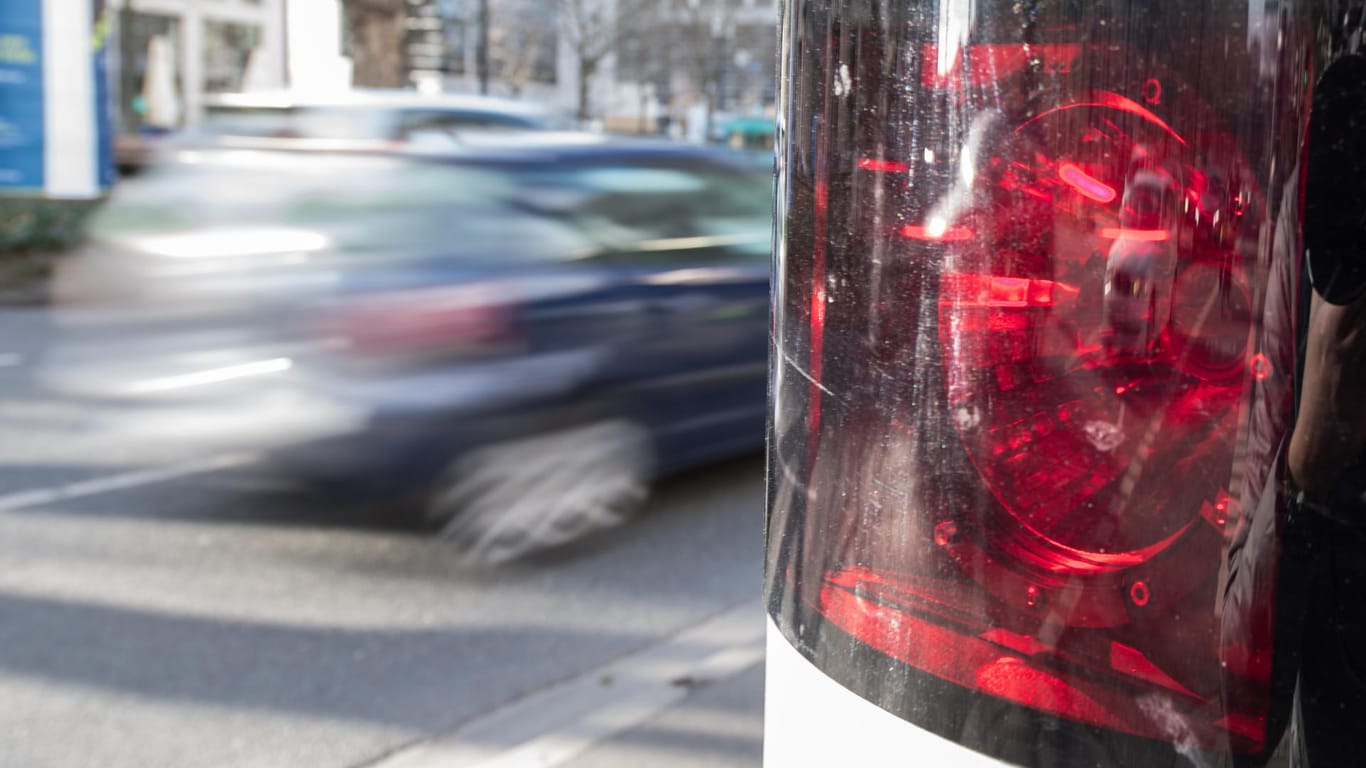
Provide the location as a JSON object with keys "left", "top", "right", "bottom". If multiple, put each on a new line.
{"left": 0, "top": 253, "right": 55, "bottom": 307}
{"left": 0, "top": 286, "right": 49, "bottom": 307}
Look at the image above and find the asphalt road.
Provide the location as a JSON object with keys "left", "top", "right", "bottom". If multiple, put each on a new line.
{"left": 0, "top": 308, "right": 767, "bottom": 768}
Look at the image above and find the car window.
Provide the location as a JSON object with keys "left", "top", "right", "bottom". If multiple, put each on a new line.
{"left": 199, "top": 106, "right": 391, "bottom": 141}
{"left": 396, "top": 109, "right": 543, "bottom": 139}
{"left": 87, "top": 153, "right": 590, "bottom": 263}
{"left": 514, "top": 162, "right": 773, "bottom": 265}
{"left": 198, "top": 106, "right": 293, "bottom": 138}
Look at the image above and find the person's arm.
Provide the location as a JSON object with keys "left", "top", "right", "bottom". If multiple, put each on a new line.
{"left": 1288, "top": 290, "right": 1366, "bottom": 498}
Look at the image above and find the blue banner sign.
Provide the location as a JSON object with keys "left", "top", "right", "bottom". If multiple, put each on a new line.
{"left": 0, "top": 0, "right": 45, "bottom": 193}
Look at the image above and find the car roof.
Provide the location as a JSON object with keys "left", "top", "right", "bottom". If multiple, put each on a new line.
{"left": 203, "top": 89, "right": 550, "bottom": 118}
{"left": 166, "top": 134, "right": 766, "bottom": 175}
{"left": 414, "top": 133, "right": 767, "bottom": 171}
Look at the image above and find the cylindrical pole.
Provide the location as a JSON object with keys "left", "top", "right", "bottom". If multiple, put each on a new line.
{"left": 477, "top": 0, "right": 489, "bottom": 94}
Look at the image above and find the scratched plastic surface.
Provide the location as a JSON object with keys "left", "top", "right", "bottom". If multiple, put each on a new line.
{"left": 762, "top": 1, "right": 1330, "bottom": 765}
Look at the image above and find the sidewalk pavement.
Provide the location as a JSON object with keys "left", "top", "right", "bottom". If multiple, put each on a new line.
{"left": 0, "top": 253, "right": 52, "bottom": 306}
{"left": 557, "top": 661, "right": 763, "bottom": 768}
{"left": 370, "top": 599, "right": 765, "bottom": 768}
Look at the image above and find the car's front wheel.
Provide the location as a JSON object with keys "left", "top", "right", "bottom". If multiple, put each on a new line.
{"left": 426, "top": 418, "right": 655, "bottom": 565}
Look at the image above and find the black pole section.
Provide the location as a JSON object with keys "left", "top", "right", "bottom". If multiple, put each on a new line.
{"left": 477, "top": 0, "right": 490, "bottom": 94}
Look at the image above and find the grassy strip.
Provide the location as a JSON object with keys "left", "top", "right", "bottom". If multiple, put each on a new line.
{"left": 0, "top": 198, "right": 102, "bottom": 301}
{"left": 0, "top": 197, "right": 101, "bottom": 255}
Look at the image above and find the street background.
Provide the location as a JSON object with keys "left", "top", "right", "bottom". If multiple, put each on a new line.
{"left": 0, "top": 304, "right": 767, "bottom": 767}
{"left": 0, "top": 0, "right": 779, "bottom": 763}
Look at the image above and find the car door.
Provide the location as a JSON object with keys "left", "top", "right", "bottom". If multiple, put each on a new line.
{"left": 544, "top": 158, "right": 773, "bottom": 468}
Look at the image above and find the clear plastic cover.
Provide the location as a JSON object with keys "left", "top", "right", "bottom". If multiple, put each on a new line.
{"left": 765, "top": 0, "right": 1326, "bottom": 763}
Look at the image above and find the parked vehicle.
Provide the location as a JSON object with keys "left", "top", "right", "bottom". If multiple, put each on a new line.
{"left": 43, "top": 137, "right": 772, "bottom": 562}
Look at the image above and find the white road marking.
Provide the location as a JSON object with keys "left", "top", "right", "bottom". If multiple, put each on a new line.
{"left": 0, "top": 453, "right": 258, "bottom": 512}
{"left": 370, "top": 598, "right": 766, "bottom": 768}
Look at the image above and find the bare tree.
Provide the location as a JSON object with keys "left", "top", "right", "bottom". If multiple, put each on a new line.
{"left": 613, "top": 0, "right": 738, "bottom": 136}
{"left": 558, "top": 0, "right": 637, "bottom": 122}
{"left": 673, "top": 0, "right": 736, "bottom": 138}
{"left": 490, "top": 0, "right": 556, "bottom": 96}
{"left": 344, "top": 0, "right": 406, "bottom": 88}
{"left": 614, "top": 0, "right": 672, "bottom": 132}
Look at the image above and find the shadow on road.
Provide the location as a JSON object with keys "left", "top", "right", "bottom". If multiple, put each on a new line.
{"left": 0, "top": 588, "right": 644, "bottom": 730}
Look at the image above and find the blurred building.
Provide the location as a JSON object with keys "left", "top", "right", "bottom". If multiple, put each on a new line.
{"left": 402, "top": 0, "right": 455, "bottom": 92}
{"left": 602, "top": 0, "right": 778, "bottom": 139}
{"left": 102, "top": 0, "right": 773, "bottom": 140}
{"left": 360, "top": 0, "right": 776, "bottom": 135}
{"left": 412, "top": 0, "right": 557, "bottom": 99}
{"left": 105, "top": 0, "right": 289, "bottom": 133}
{"left": 339, "top": 0, "right": 556, "bottom": 98}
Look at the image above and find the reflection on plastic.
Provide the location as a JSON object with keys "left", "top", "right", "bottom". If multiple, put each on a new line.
{"left": 765, "top": 2, "right": 1314, "bottom": 764}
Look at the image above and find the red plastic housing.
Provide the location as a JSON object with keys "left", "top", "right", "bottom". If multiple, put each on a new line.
{"left": 765, "top": 3, "right": 1312, "bottom": 763}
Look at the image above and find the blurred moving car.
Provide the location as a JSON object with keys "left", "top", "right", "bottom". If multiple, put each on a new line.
{"left": 116, "top": 89, "right": 561, "bottom": 174}
{"left": 197, "top": 90, "right": 560, "bottom": 146}
{"left": 44, "top": 137, "right": 772, "bottom": 562}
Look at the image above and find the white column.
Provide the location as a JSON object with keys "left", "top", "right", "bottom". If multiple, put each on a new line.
{"left": 181, "top": 2, "right": 203, "bottom": 125}
{"left": 42, "top": 0, "right": 97, "bottom": 198}
{"left": 287, "top": 0, "right": 348, "bottom": 92}
{"left": 259, "top": 0, "right": 286, "bottom": 89}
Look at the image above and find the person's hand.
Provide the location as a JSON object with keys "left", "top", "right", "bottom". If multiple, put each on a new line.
{"left": 1288, "top": 290, "right": 1366, "bottom": 498}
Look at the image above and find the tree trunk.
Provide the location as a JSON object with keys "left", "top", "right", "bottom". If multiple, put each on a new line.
{"left": 345, "top": 0, "right": 405, "bottom": 88}
{"left": 703, "top": 91, "right": 715, "bottom": 143}
{"left": 577, "top": 59, "right": 597, "bottom": 122}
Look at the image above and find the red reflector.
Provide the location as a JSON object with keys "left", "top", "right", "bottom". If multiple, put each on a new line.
{"left": 941, "top": 273, "right": 1080, "bottom": 308}
{"left": 1098, "top": 227, "right": 1170, "bottom": 241}
{"left": 1058, "top": 163, "right": 1117, "bottom": 203}
{"left": 991, "top": 278, "right": 1030, "bottom": 307}
{"left": 935, "top": 90, "right": 1254, "bottom": 571}
{"left": 1217, "top": 715, "right": 1270, "bottom": 744}
{"left": 920, "top": 43, "right": 1083, "bottom": 88}
{"left": 1128, "top": 581, "right": 1151, "bottom": 607}
{"left": 902, "top": 223, "right": 974, "bottom": 241}
{"left": 775, "top": 26, "right": 1279, "bottom": 757}
{"left": 857, "top": 157, "right": 910, "bottom": 172}
{"left": 1020, "top": 90, "right": 1188, "bottom": 146}
{"left": 820, "top": 567, "right": 1151, "bottom": 737}
{"left": 974, "top": 658, "right": 1117, "bottom": 726}
{"left": 1250, "top": 353, "right": 1272, "bottom": 381}
{"left": 1108, "top": 641, "right": 1196, "bottom": 697}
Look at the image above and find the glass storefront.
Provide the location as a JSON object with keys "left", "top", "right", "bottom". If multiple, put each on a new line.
{"left": 203, "top": 20, "right": 262, "bottom": 94}
{"left": 115, "top": 10, "right": 181, "bottom": 133}
{"left": 111, "top": 4, "right": 278, "bottom": 137}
